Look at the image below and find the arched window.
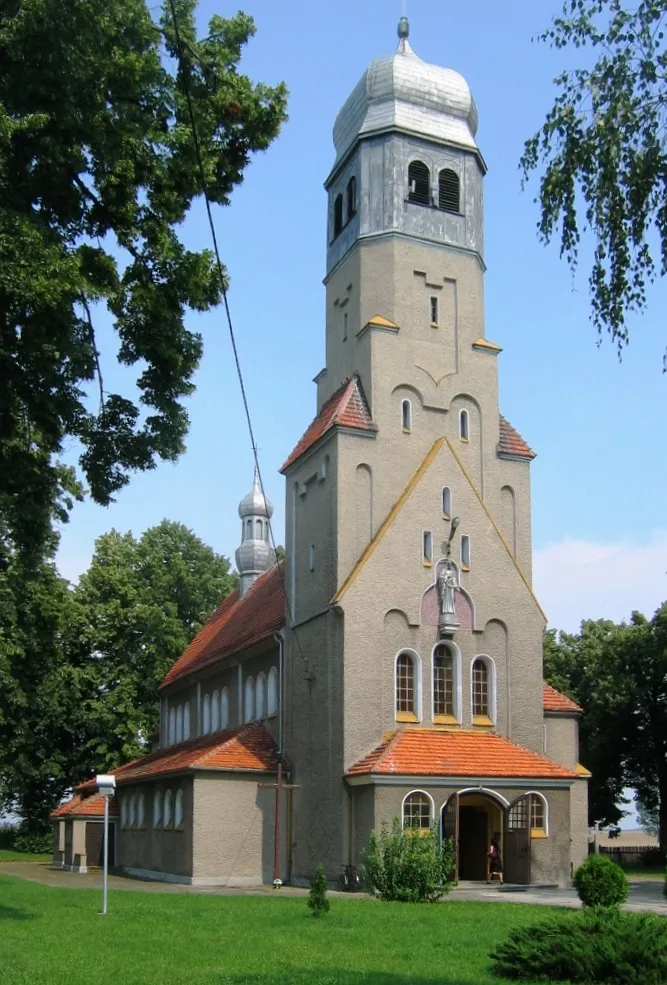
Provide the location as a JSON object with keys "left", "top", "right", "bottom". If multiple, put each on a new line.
{"left": 245, "top": 518, "right": 252, "bottom": 538}
{"left": 183, "top": 702, "right": 191, "bottom": 740}
{"left": 211, "top": 690, "right": 220, "bottom": 732}
{"left": 255, "top": 519, "right": 262, "bottom": 538}
{"left": 175, "top": 704, "right": 183, "bottom": 744}
{"left": 346, "top": 175, "right": 357, "bottom": 219}
{"left": 129, "top": 795, "right": 136, "bottom": 828}
{"left": 333, "top": 193, "right": 343, "bottom": 237}
{"left": 422, "top": 530, "right": 433, "bottom": 566}
{"left": 472, "top": 656, "right": 495, "bottom": 722}
{"left": 402, "top": 791, "right": 433, "bottom": 829}
{"left": 438, "top": 168, "right": 460, "bottom": 213}
{"left": 530, "top": 794, "right": 548, "bottom": 836}
{"left": 433, "top": 644, "right": 454, "bottom": 718}
{"left": 244, "top": 676, "right": 255, "bottom": 723}
{"left": 442, "top": 487, "right": 452, "bottom": 518}
{"left": 164, "top": 789, "right": 173, "bottom": 827}
{"left": 256, "top": 673, "right": 266, "bottom": 720}
{"left": 121, "top": 798, "right": 128, "bottom": 828}
{"left": 175, "top": 790, "right": 184, "bottom": 829}
{"left": 137, "top": 792, "right": 145, "bottom": 828}
{"left": 267, "top": 667, "right": 278, "bottom": 717}
{"left": 459, "top": 408, "right": 469, "bottom": 441}
{"left": 461, "top": 535, "right": 471, "bottom": 569}
{"left": 168, "top": 707, "right": 176, "bottom": 745}
{"left": 202, "top": 694, "right": 211, "bottom": 735}
{"left": 408, "top": 160, "right": 430, "bottom": 205}
{"left": 153, "top": 791, "right": 162, "bottom": 828}
{"left": 401, "top": 399, "right": 412, "bottom": 432}
{"left": 396, "top": 651, "right": 419, "bottom": 720}
{"left": 220, "top": 687, "right": 230, "bottom": 730}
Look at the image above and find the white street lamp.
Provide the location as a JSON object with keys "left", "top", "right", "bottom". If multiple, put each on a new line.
{"left": 96, "top": 774, "right": 116, "bottom": 915}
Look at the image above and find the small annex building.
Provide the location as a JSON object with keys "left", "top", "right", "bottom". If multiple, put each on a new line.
{"left": 52, "top": 17, "right": 589, "bottom": 887}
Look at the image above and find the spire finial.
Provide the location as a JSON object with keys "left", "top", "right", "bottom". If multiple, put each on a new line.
{"left": 398, "top": 2, "right": 409, "bottom": 47}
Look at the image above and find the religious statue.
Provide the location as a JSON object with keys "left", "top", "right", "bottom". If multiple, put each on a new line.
{"left": 437, "top": 559, "right": 459, "bottom": 633}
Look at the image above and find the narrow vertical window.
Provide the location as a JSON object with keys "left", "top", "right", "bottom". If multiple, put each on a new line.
{"left": 211, "top": 690, "right": 220, "bottom": 731}
{"left": 220, "top": 688, "right": 230, "bottom": 730}
{"left": 408, "top": 160, "right": 430, "bottom": 205}
{"left": 422, "top": 530, "right": 433, "bottom": 566}
{"left": 531, "top": 796, "right": 547, "bottom": 835}
{"left": 137, "top": 793, "right": 145, "bottom": 828}
{"left": 346, "top": 175, "right": 357, "bottom": 219}
{"left": 401, "top": 399, "right": 412, "bottom": 432}
{"left": 244, "top": 677, "right": 255, "bottom": 723}
{"left": 202, "top": 694, "right": 211, "bottom": 734}
{"left": 396, "top": 652, "right": 416, "bottom": 717}
{"left": 183, "top": 703, "right": 191, "bottom": 740}
{"left": 343, "top": 311, "right": 348, "bottom": 340}
{"left": 438, "top": 168, "right": 461, "bottom": 213}
{"left": 309, "top": 544, "right": 316, "bottom": 571}
{"left": 433, "top": 644, "right": 454, "bottom": 717}
{"left": 129, "top": 796, "right": 136, "bottom": 827}
{"left": 256, "top": 673, "right": 266, "bottom": 720}
{"left": 175, "top": 790, "right": 185, "bottom": 829}
{"left": 333, "top": 193, "right": 343, "bottom": 238}
{"left": 246, "top": 518, "right": 252, "bottom": 538}
{"left": 442, "top": 486, "right": 452, "bottom": 518}
{"left": 168, "top": 707, "right": 176, "bottom": 745}
{"left": 175, "top": 705, "right": 183, "bottom": 744}
{"left": 164, "top": 790, "right": 173, "bottom": 827}
{"left": 459, "top": 409, "right": 469, "bottom": 441}
{"left": 255, "top": 519, "right": 262, "bottom": 538}
{"left": 472, "top": 658, "right": 489, "bottom": 718}
{"left": 430, "top": 296, "right": 439, "bottom": 325}
{"left": 153, "top": 791, "right": 162, "bottom": 828}
{"left": 267, "top": 667, "right": 279, "bottom": 717}
{"left": 461, "top": 535, "right": 471, "bottom": 569}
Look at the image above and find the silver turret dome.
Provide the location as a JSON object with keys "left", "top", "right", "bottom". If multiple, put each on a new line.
{"left": 235, "top": 467, "right": 275, "bottom": 598}
{"left": 332, "top": 19, "right": 478, "bottom": 167}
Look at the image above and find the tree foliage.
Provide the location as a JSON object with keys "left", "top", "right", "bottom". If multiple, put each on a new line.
{"left": 0, "top": 0, "right": 287, "bottom": 561}
{"left": 522, "top": 1, "right": 667, "bottom": 361}
{"left": 361, "top": 818, "right": 455, "bottom": 903}
{"left": 544, "top": 604, "right": 667, "bottom": 849}
{"left": 307, "top": 864, "right": 330, "bottom": 917}
{"left": 0, "top": 520, "right": 235, "bottom": 832}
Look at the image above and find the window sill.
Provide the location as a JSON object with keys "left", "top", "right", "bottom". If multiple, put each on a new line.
{"left": 442, "top": 514, "right": 451, "bottom": 521}
{"left": 460, "top": 437, "right": 469, "bottom": 444}
{"left": 423, "top": 560, "right": 432, "bottom": 568}
{"left": 461, "top": 565, "right": 470, "bottom": 573}
{"left": 472, "top": 715, "right": 494, "bottom": 727}
{"left": 531, "top": 830, "right": 548, "bottom": 840}
{"left": 430, "top": 322, "right": 439, "bottom": 329}
{"left": 402, "top": 427, "right": 411, "bottom": 434}
{"left": 433, "top": 714, "right": 459, "bottom": 725}
{"left": 396, "top": 712, "right": 419, "bottom": 723}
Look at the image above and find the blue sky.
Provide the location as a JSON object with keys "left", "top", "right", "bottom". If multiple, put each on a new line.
{"left": 57, "top": 0, "right": 667, "bottom": 641}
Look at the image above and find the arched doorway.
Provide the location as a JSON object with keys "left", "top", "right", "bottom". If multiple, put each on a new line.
{"left": 441, "top": 789, "right": 507, "bottom": 882}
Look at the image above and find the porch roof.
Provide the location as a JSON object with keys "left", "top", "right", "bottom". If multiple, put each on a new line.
{"left": 50, "top": 792, "right": 119, "bottom": 820}
{"left": 345, "top": 729, "right": 578, "bottom": 780}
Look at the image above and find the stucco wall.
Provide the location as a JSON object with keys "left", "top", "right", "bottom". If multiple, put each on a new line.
{"left": 116, "top": 779, "right": 193, "bottom": 878}
{"left": 545, "top": 714, "right": 579, "bottom": 770}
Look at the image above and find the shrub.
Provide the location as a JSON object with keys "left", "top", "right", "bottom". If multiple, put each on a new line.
{"left": 490, "top": 908, "right": 667, "bottom": 985}
{"left": 12, "top": 829, "right": 52, "bottom": 854}
{"left": 573, "top": 853, "right": 628, "bottom": 907}
{"left": 360, "top": 817, "right": 455, "bottom": 903}
{"left": 307, "top": 864, "right": 330, "bottom": 917}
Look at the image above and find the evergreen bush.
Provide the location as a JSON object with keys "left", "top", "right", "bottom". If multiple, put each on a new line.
{"left": 573, "top": 853, "right": 628, "bottom": 907}
{"left": 12, "top": 829, "right": 52, "bottom": 854}
{"left": 307, "top": 864, "right": 330, "bottom": 917}
{"left": 361, "top": 817, "right": 455, "bottom": 903}
{"left": 490, "top": 908, "right": 667, "bottom": 985}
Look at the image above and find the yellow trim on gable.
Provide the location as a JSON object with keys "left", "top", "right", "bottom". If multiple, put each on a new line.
{"left": 472, "top": 337, "right": 503, "bottom": 353}
{"left": 443, "top": 437, "right": 547, "bottom": 623}
{"left": 332, "top": 438, "right": 446, "bottom": 603}
{"left": 575, "top": 763, "right": 592, "bottom": 777}
{"left": 368, "top": 314, "right": 398, "bottom": 329}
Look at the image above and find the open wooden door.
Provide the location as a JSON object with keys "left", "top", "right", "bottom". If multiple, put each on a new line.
{"left": 504, "top": 793, "right": 533, "bottom": 885}
{"left": 441, "top": 792, "right": 459, "bottom": 885}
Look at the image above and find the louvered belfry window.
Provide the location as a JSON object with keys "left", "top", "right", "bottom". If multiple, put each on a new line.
{"left": 439, "top": 168, "right": 460, "bottom": 213}
{"left": 408, "top": 160, "right": 430, "bottom": 205}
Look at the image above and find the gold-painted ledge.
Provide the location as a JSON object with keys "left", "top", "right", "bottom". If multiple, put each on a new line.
{"left": 472, "top": 337, "right": 503, "bottom": 353}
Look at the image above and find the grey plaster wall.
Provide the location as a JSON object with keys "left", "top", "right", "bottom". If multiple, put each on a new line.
{"left": 116, "top": 778, "right": 193, "bottom": 878}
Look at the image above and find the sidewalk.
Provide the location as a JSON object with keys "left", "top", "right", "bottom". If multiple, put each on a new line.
{"left": 1, "top": 861, "right": 665, "bottom": 914}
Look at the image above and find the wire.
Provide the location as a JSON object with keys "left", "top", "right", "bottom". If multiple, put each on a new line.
{"left": 167, "top": 0, "right": 311, "bottom": 678}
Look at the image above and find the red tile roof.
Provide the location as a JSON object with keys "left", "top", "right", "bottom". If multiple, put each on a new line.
{"left": 161, "top": 563, "right": 285, "bottom": 689}
{"left": 346, "top": 729, "right": 577, "bottom": 779}
{"left": 50, "top": 793, "right": 119, "bottom": 819}
{"left": 281, "top": 376, "right": 374, "bottom": 473}
{"left": 498, "top": 415, "right": 536, "bottom": 460}
{"left": 543, "top": 682, "right": 582, "bottom": 714}
{"left": 111, "top": 722, "right": 280, "bottom": 784}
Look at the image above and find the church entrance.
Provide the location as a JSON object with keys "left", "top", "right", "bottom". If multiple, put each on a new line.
{"left": 441, "top": 790, "right": 510, "bottom": 883}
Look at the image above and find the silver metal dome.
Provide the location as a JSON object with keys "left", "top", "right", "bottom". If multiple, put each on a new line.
{"left": 332, "top": 21, "right": 478, "bottom": 167}
{"left": 238, "top": 466, "right": 273, "bottom": 520}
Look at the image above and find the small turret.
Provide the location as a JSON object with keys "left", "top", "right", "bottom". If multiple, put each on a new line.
{"left": 235, "top": 467, "right": 275, "bottom": 597}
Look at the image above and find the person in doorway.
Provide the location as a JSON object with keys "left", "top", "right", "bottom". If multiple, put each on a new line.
{"left": 487, "top": 832, "right": 503, "bottom": 884}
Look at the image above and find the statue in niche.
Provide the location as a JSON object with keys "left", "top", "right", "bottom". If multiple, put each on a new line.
{"left": 437, "top": 558, "right": 460, "bottom": 632}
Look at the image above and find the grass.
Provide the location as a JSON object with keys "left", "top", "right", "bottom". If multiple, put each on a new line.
{"left": 616, "top": 864, "right": 665, "bottom": 881}
{"left": 0, "top": 875, "right": 559, "bottom": 985}
{"left": 0, "top": 849, "right": 51, "bottom": 863}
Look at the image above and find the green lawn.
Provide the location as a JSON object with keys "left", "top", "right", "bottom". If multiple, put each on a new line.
{"left": 0, "top": 849, "right": 51, "bottom": 863}
{"left": 0, "top": 875, "right": 558, "bottom": 985}
{"left": 618, "top": 864, "right": 665, "bottom": 881}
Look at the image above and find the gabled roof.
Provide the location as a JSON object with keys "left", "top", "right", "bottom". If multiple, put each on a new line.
{"left": 498, "top": 415, "right": 536, "bottom": 460}
{"left": 280, "top": 375, "right": 374, "bottom": 473}
{"left": 161, "top": 563, "right": 285, "bottom": 690}
{"left": 346, "top": 728, "right": 577, "bottom": 780}
{"left": 50, "top": 792, "right": 119, "bottom": 819}
{"left": 543, "top": 682, "right": 582, "bottom": 714}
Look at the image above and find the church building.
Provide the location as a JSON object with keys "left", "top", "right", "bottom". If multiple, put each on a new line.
{"left": 51, "top": 18, "right": 589, "bottom": 887}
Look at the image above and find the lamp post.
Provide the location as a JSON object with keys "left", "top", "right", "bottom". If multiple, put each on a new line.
{"left": 96, "top": 774, "right": 116, "bottom": 915}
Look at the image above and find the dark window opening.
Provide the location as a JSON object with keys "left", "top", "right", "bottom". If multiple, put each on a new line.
{"left": 346, "top": 176, "right": 357, "bottom": 220}
{"left": 408, "top": 161, "right": 430, "bottom": 205}
{"left": 430, "top": 296, "right": 439, "bottom": 324}
{"left": 439, "top": 169, "right": 460, "bottom": 213}
{"left": 333, "top": 194, "right": 343, "bottom": 238}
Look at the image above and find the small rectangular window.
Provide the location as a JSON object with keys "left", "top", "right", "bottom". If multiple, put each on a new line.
{"left": 343, "top": 312, "right": 348, "bottom": 340}
{"left": 461, "top": 535, "right": 470, "bottom": 569}
{"left": 423, "top": 531, "right": 433, "bottom": 566}
{"left": 430, "top": 296, "right": 439, "bottom": 325}
{"left": 309, "top": 544, "right": 316, "bottom": 571}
